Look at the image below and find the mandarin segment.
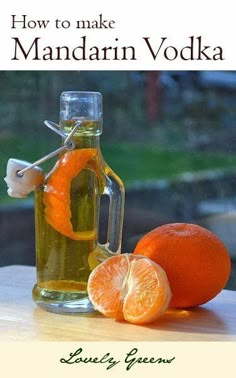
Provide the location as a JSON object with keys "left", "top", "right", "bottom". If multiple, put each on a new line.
{"left": 88, "top": 254, "right": 135, "bottom": 319}
{"left": 134, "top": 223, "right": 231, "bottom": 308}
{"left": 87, "top": 253, "right": 172, "bottom": 325}
{"left": 43, "top": 148, "right": 97, "bottom": 239}
{"left": 123, "top": 258, "right": 172, "bottom": 324}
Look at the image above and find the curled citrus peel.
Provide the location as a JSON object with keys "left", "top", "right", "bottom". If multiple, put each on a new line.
{"left": 43, "top": 148, "right": 97, "bottom": 240}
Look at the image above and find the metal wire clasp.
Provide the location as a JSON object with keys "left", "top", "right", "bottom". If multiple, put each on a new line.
{"left": 16, "top": 120, "right": 81, "bottom": 177}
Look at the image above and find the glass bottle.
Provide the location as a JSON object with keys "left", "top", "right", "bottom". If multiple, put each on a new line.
{"left": 32, "top": 91, "right": 125, "bottom": 314}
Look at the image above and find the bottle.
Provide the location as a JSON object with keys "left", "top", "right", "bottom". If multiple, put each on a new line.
{"left": 32, "top": 91, "right": 125, "bottom": 314}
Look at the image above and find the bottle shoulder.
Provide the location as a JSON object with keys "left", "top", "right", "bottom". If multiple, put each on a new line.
{"left": 96, "top": 152, "right": 124, "bottom": 186}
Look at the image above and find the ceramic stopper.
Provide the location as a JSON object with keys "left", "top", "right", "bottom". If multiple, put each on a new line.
{"left": 4, "top": 158, "right": 44, "bottom": 198}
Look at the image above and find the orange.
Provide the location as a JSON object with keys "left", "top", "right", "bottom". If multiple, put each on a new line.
{"left": 134, "top": 223, "right": 231, "bottom": 308}
{"left": 87, "top": 253, "right": 172, "bottom": 325}
{"left": 43, "top": 148, "right": 97, "bottom": 240}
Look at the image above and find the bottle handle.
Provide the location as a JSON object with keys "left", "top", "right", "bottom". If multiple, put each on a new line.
{"left": 101, "top": 172, "right": 125, "bottom": 254}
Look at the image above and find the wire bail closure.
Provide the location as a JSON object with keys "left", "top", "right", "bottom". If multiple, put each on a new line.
{"left": 4, "top": 120, "right": 82, "bottom": 198}
{"left": 16, "top": 120, "right": 81, "bottom": 177}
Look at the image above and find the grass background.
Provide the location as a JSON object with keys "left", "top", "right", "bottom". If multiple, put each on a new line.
{"left": 2, "top": 134, "right": 236, "bottom": 204}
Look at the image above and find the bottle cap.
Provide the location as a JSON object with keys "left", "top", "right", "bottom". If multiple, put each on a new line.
{"left": 4, "top": 158, "right": 44, "bottom": 198}
{"left": 60, "top": 91, "right": 103, "bottom": 135}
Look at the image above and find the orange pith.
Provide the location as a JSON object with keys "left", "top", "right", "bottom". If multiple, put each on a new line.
{"left": 134, "top": 223, "right": 231, "bottom": 308}
{"left": 43, "top": 148, "right": 97, "bottom": 239}
{"left": 87, "top": 254, "right": 172, "bottom": 325}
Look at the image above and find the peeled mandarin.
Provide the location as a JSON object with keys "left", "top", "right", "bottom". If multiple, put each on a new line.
{"left": 88, "top": 253, "right": 172, "bottom": 325}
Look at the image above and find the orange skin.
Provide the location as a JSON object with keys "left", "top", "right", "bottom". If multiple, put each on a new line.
{"left": 43, "top": 148, "right": 97, "bottom": 240}
{"left": 134, "top": 223, "right": 231, "bottom": 308}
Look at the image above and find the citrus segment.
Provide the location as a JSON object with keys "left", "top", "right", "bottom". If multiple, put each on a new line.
{"left": 123, "top": 258, "right": 172, "bottom": 324}
{"left": 43, "top": 148, "right": 97, "bottom": 240}
{"left": 87, "top": 254, "right": 172, "bottom": 325}
{"left": 134, "top": 223, "right": 231, "bottom": 308}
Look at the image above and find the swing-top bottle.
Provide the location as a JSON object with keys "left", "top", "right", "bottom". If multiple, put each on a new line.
{"left": 32, "top": 91, "right": 125, "bottom": 314}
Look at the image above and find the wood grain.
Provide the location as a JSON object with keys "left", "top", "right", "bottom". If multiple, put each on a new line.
{"left": 0, "top": 265, "right": 236, "bottom": 341}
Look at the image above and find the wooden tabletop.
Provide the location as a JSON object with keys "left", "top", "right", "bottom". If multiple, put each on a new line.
{"left": 0, "top": 265, "right": 236, "bottom": 341}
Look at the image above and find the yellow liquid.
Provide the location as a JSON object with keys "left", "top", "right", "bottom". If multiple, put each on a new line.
{"left": 33, "top": 118, "right": 124, "bottom": 313}
{"left": 33, "top": 149, "right": 107, "bottom": 313}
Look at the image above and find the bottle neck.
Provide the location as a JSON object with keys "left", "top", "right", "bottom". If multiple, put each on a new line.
{"left": 71, "top": 135, "right": 101, "bottom": 150}
{"left": 60, "top": 119, "right": 102, "bottom": 150}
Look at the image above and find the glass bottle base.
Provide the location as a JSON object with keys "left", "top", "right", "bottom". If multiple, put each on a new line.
{"left": 32, "top": 284, "right": 95, "bottom": 314}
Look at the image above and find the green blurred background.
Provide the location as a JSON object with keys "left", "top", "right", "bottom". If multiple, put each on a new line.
{"left": 1, "top": 70, "right": 236, "bottom": 204}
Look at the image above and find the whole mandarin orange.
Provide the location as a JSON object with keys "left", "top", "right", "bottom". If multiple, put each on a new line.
{"left": 133, "top": 223, "right": 231, "bottom": 308}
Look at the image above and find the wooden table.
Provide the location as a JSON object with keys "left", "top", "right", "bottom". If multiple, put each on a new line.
{"left": 0, "top": 265, "right": 236, "bottom": 341}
